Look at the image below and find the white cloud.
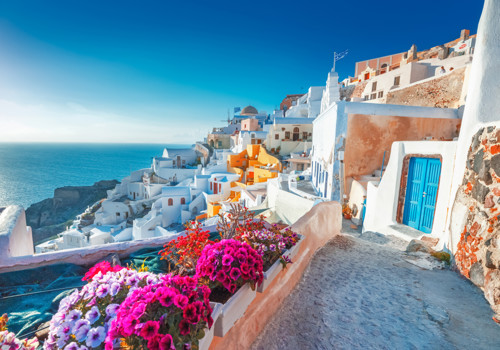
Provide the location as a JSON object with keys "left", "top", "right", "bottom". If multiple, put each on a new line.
{"left": 0, "top": 99, "right": 209, "bottom": 144}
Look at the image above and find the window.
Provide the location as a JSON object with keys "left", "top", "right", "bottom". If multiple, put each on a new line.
{"left": 285, "top": 131, "right": 290, "bottom": 140}
{"left": 378, "top": 91, "right": 384, "bottom": 98}
{"left": 181, "top": 198, "right": 186, "bottom": 205}
{"left": 217, "top": 141, "right": 222, "bottom": 147}
{"left": 370, "top": 93, "right": 377, "bottom": 100}
{"left": 182, "top": 160, "right": 186, "bottom": 165}
{"left": 275, "top": 134, "right": 279, "bottom": 140}
{"left": 168, "top": 198, "right": 173, "bottom": 206}
{"left": 219, "top": 184, "right": 222, "bottom": 192}
{"left": 394, "top": 76, "right": 401, "bottom": 86}
{"left": 116, "top": 212, "right": 120, "bottom": 217}
{"left": 303, "top": 132, "right": 308, "bottom": 139}
{"left": 172, "top": 160, "right": 176, "bottom": 166}
{"left": 210, "top": 182, "right": 212, "bottom": 190}
{"left": 371, "top": 81, "right": 377, "bottom": 92}
{"left": 364, "top": 95, "right": 369, "bottom": 101}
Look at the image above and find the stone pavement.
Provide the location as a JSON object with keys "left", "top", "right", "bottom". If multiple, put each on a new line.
{"left": 251, "top": 226, "right": 499, "bottom": 350}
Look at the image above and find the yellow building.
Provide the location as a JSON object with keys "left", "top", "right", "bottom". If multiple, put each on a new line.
{"left": 227, "top": 144, "right": 281, "bottom": 186}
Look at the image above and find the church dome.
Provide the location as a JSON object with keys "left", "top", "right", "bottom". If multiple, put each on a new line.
{"left": 240, "top": 105, "right": 259, "bottom": 116}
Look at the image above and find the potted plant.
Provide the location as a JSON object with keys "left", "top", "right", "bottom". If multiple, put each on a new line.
{"left": 106, "top": 275, "right": 213, "bottom": 350}
{"left": 44, "top": 264, "right": 160, "bottom": 350}
{"left": 195, "top": 240, "right": 263, "bottom": 337}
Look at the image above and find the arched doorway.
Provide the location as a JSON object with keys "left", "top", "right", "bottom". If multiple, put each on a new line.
{"left": 293, "top": 127, "right": 300, "bottom": 141}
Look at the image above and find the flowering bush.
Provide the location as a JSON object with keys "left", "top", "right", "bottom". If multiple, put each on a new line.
{"left": 82, "top": 261, "right": 127, "bottom": 282}
{"left": 106, "top": 274, "right": 213, "bottom": 350}
{"left": 238, "top": 225, "right": 300, "bottom": 270}
{"left": 159, "top": 221, "right": 216, "bottom": 275}
{"left": 45, "top": 268, "right": 159, "bottom": 349}
{"left": 217, "top": 204, "right": 265, "bottom": 239}
{"left": 195, "top": 239, "right": 263, "bottom": 294}
{"left": 0, "top": 330, "right": 39, "bottom": 350}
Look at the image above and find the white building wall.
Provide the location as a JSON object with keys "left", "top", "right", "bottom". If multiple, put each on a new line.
{"left": 0, "top": 206, "right": 34, "bottom": 261}
{"left": 363, "top": 141, "right": 457, "bottom": 245}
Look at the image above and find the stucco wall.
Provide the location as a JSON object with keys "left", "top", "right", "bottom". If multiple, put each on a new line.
{"left": 210, "top": 201, "right": 342, "bottom": 350}
{"left": 344, "top": 114, "right": 461, "bottom": 181}
{"left": 0, "top": 206, "right": 34, "bottom": 261}
{"left": 386, "top": 66, "right": 467, "bottom": 108}
{"left": 363, "top": 141, "right": 457, "bottom": 241}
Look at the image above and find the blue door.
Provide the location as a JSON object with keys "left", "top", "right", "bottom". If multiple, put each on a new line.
{"left": 403, "top": 157, "right": 441, "bottom": 233}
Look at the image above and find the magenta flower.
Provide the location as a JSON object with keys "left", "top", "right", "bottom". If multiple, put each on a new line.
{"left": 229, "top": 268, "right": 241, "bottom": 281}
{"left": 138, "top": 320, "right": 160, "bottom": 340}
{"left": 158, "top": 334, "right": 175, "bottom": 350}
{"left": 183, "top": 304, "right": 200, "bottom": 324}
{"left": 173, "top": 294, "right": 188, "bottom": 309}
{"left": 222, "top": 254, "right": 234, "bottom": 266}
{"left": 179, "top": 319, "right": 190, "bottom": 335}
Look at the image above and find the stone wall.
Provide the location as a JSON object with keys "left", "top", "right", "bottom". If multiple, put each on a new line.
{"left": 386, "top": 67, "right": 466, "bottom": 108}
{"left": 453, "top": 126, "right": 500, "bottom": 319}
{"left": 350, "top": 81, "right": 367, "bottom": 99}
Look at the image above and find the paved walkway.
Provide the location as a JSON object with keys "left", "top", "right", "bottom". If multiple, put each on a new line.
{"left": 251, "top": 226, "right": 499, "bottom": 350}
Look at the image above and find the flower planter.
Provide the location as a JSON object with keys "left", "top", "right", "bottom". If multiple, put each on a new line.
{"left": 213, "top": 283, "right": 256, "bottom": 337}
{"left": 257, "top": 234, "right": 304, "bottom": 293}
{"left": 199, "top": 302, "right": 223, "bottom": 350}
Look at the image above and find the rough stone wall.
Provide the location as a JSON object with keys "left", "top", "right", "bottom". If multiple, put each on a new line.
{"left": 386, "top": 67, "right": 466, "bottom": 108}
{"left": 350, "top": 81, "right": 368, "bottom": 99}
{"left": 453, "top": 126, "right": 500, "bottom": 318}
{"left": 340, "top": 85, "right": 356, "bottom": 101}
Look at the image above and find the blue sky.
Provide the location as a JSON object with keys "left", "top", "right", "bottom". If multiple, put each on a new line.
{"left": 0, "top": 0, "right": 484, "bottom": 143}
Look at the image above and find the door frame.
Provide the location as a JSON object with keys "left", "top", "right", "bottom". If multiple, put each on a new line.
{"left": 396, "top": 154, "right": 442, "bottom": 228}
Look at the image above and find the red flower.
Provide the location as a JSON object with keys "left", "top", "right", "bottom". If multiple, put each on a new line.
{"left": 183, "top": 304, "right": 200, "bottom": 324}
{"left": 179, "top": 319, "right": 190, "bottom": 335}
{"left": 139, "top": 320, "right": 160, "bottom": 340}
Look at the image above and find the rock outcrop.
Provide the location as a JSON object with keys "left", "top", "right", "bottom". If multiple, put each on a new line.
{"left": 26, "top": 180, "right": 119, "bottom": 245}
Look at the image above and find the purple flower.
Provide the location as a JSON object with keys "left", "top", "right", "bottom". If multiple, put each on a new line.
{"left": 85, "top": 306, "right": 100, "bottom": 325}
{"left": 64, "top": 342, "right": 79, "bottom": 350}
{"left": 74, "top": 323, "right": 90, "bottom": 342}
{"left": 56, "top": 322, "right": 72, "bottom": 338}
{"left": 105, "top": 303, "right": 120, "bottom": 318}
{"left": 85, "top": 326, "right": 106, "bottom": 348}
{"left": 67, "top": 309, "right": 82, "bottom": 325}
{"left": 96, "top": 284, "right": 109, "bottom": 298}
{"left": 109, "top": 282, "right": 121, "bottom": 296}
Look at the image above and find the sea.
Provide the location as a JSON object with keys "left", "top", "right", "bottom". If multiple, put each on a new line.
{"left": 0, "top": 143, "right": 190, "bottom": 209}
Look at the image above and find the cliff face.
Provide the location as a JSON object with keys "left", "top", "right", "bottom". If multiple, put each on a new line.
{"left": 26, "top": 180, "right": 119, "bottom": 244}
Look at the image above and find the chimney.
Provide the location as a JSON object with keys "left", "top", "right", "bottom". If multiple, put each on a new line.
{"left": 460, "top": 29, "right": 470, "bottom": 41}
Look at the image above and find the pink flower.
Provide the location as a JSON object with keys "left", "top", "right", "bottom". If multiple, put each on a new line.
{"left": 229, "top": 268, "right": 241, "bottom": 281}
{"left": 179, "top": 319, "right": 190, "bottom": 335}
{"left": 222, "top": 254, "right": 234, "bottom": 266}
{"left": 139, "top": 320, "right": 160, "bottom": 340}
{"left": 159, "top": 334, "right": 175, "bottom": 350}
{"left": 157, "top": 288, "right": 177, "bottom": 307}
{"left": 183, "top": 304, "right": 200, "bottom": 324}
{"left": 173, "top": 294, "right": 189, "bottom": 309}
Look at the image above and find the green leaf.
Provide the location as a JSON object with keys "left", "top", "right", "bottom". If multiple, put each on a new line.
{"left": 197, "top": 329, "right": 205, "bottom": 340}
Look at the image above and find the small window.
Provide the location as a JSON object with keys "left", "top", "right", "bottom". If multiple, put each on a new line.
{"left": 116, "top": 212, "right": 120, "bottom": 217}
{"left": 181, "top": 198, "right": 186, "bottom": 205}
{"left": 370, "top": 93, "right": 377, "bottom": 100}
{"left": 217, "top": 141, "right": 222, "bottom": 147}
{"left": 303, "top": 132, "right": 308, "bottom": 139}
{"left": 394, "top": 76, "right": 401, "bottom": 86}
{"left": 371, "top": 82, "right": 377, "bottom": 92}
{"left": 378, "top": 91, "right": 383, "bottom": 98}
{"left": 219, "top": 184, "right": 222, "bottom": 192}
{"left": 285, "top": 131, "right": 290, "bottom": 139}
{"left": 364, "top": 95, "right": 369, "bottom": 101}
{"left": 168, "top": 198, "right": 173, "bottom": 206}
{"left": 172, "top": 160, "right": 176, "bottom": 165}
{"left": 210, "top": 182, "right": 212, "bottom": 190}
{"left": 182, "top": 160, "right": 186, "bottom": 165}
{"left": 275, "top": 134, "right": 279, "bottom": 140}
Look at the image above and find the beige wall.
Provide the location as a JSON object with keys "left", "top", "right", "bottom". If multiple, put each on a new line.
{"left": 344, "top": 114, "right": 461, "bottom": 182}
